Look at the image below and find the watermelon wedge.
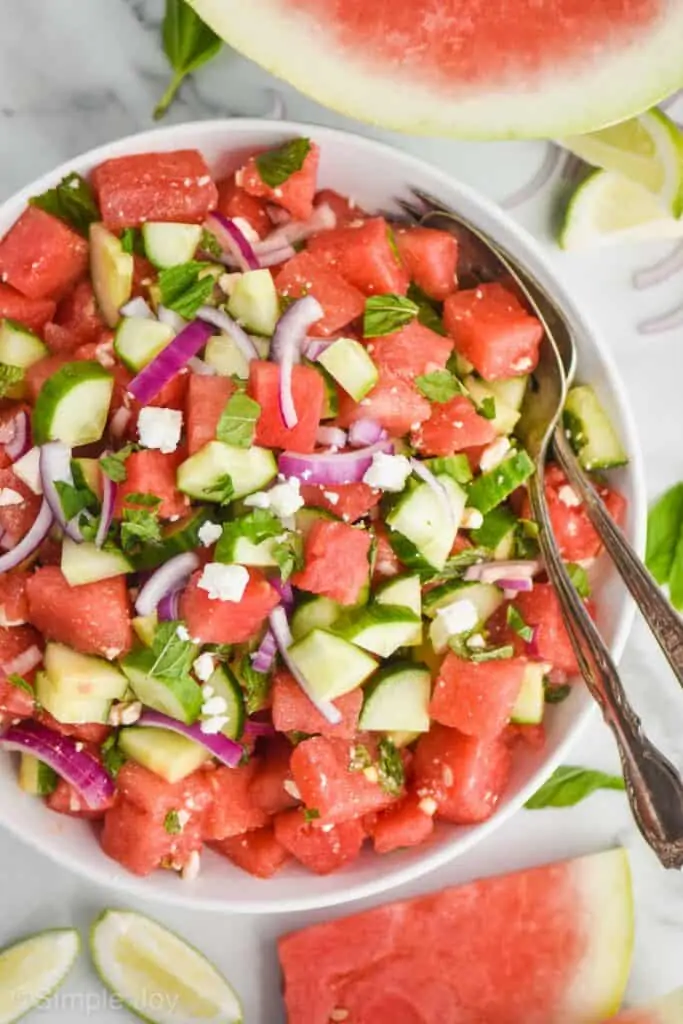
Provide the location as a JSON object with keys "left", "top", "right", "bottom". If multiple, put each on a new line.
{"left": 278, "top": 848, "right": 633, "bottom": 1024}
{"left": 188, "top": 1, "right": 683, "bottom": 138}
{"left": 607, "top": 988, "right": 683, "bottom": 1023}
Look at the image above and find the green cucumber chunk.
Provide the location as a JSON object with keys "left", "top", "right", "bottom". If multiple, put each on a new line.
{"left": 488, "top": 375, "right": 528, "bottom": 413}
{"left": 44, "top": 643, "right": 128, "bottom": 700}
{"left": 470, "top": 505, "right": 518, "bottom": 559}
{"left": 510, "top": 662, "right": 546, "bottom": 724}
{"left": 90, "top": 223, "right": 134, "bottom": 329}
{"left": 19, "top": 754, "right": 58, "bottom": 796}
{"left": 425, "top": 454, "right": 472, "bottom": 485}
{"left": 287, "top": 628, "right": 378, "bottom": 701}
{"left": 32, "top": 360, "right": 113, "bottom": 446}
{"left": 177, "top": 440, "right": 277, "bottom": 502}
{"left": 36, "top": 671, "right": 111, "bottom": 725}
{"left": 318, "top": 337, "right": 378, "bottom": 401}
{"left": 61, "top": 539, "right": 132, "bottom": 587}
{"left": 114, "top": 317, "right": 174, "bottom": 372}
{"left": 295, "top": 506, "right": 340, "bottom": 539}
{"left": 118, "top": 726, "right": 209, "bottom": 783}
{"left": 464, "top": 375, "right": 521, "bottom": 435}
{"left": 467, "top": 449, "right": 535, "bottom": 514}
{"left": 334, "top": 604, "right": 421, "bottom": 658}
{"left": 227, "top": 269, "right": 279, "bottom": 336}
{"left": 142, "top": 222, "right": 202, "bottom": 269}
{"left": 385, "top": 478, "right": 456, "bottom": 572}
{"left": 290, "top": 594, "right": 343, "bottom": 641}
{"left": 216, "top": 529, "right": 281, "bottom": 567}
{"left": 0, "top": 319, "right": 47, "bottom": 368}
{"left": 375, "top": 573, "right": 422, "bottom": 646}
{"left": 131, "top": 508, "right": 213, "bottom": 571}
{"left": 204, "top": 665, "right": 245, "bottom": 740}
{"left": 427, "top": 581, "right": 504, "bottom": 652}
{"left": 132, "top": 614, "right": 157, "bottom": 648}
{"left": 120, "top": 648, "right": 202, "bottom": 725}
{"left": 423, "top": 579, "right": 503, "bottom": 620}
{"left": 304, "top": 359, "right": 339, "bottom": 419}
{"left": 205, "top": 334, "right": 251, "bottom": 379}
{"left": 360, "top": 662, "right": 431, "bottom": 732}
{"left": 563, "top": 384, "right": 628, "bottom": 471}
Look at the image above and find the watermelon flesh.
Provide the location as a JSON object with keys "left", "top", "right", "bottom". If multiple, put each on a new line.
{"left": 278, "top": 848, "right": 633, "bottom": 1023}
{"left": 607, "top": 988, "right": 683, "bottom": 1023}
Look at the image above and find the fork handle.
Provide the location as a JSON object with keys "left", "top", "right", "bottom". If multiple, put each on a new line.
{"left": 553, "top": 425, "right": 683, "bottom": 685}
{"left": 528, "top": 471, "right": 683, "bottom": 868}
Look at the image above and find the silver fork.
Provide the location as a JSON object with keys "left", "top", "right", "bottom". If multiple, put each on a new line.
{"left": 398, "top": 188, "right": 683, "bottom": 867}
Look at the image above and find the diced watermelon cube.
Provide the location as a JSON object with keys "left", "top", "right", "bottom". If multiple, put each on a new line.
{"left": 92, "top": 150, "right": 218, "bottom": 230}
{"left": 202, "top": 762, "right": 270, "bottom": 841}
{"left": 300, "top": 482, "right": 380, "bottom": 523}
{"left": 337, "top": 371, "right": 431, "bottom": 437}
{"left": 186, "top": 375, "right": 234, "bottom": 455}
{"left": 513, "top": 583, "right": 580, "bottom": 676}
{"left": 0, "top": 629, "right": 39, "bottom": 710}
{"left": 367, "top": 320, "right": 452, "bottom": 381}
{"left": 0, "top": 207, "right": 89, "bottom": 300}
{"left": 292, "top": 520, "right": 371, "bottom": 606}
{"left": 212, "top": 826, "right": 290, "bottom": 879}
{"left": 272, "top": 670, "right": 362, "bottom": 739}
{"left": 248, "top": 735, "right": 299, "bottom": 816}
{"left": 180, "top": 567, "right": 279, "bottom": 645}
{"left": 370, "top": 792, "right": 435, "bottom": 854}
{"left": 47, "top": 776, "right": 115, "bottom": 820}
{"left": 44, "top": 280, "right": 105, "bottom": 353}
{"left": 116, "top": 761, "right": 209, "bottom": 815}
{"left": 25, "top": 355, "right": 69, "bottom": 402}
{"left": 26, "top": 567, "right": 133, "bottom": 658}
{"left": 35, "top": 710, "right": 110, "bottom": 745}
{"left": 274, "top": 808, "right": 365, "bottom": 874}
{"left": 307, "top": 218, "right": 408, "bottom": 296}
{"left": 290, "top": 735, "right": 399, "bottom": 825}
{"left": 395, "top": 226, "right": 459, "bottom": 301}
{"left": 413, "top": 724, "right": 511, "bottom": 824}
{"left": 314, "top": 189, "right": 366, "bottom": 228}
{"left": 275, "top": 251, "right": 365, "bottom": 337}
{"left": 216, "top": 175, "right": 272, "bottom": 238}
{"left": 238, "top": 141, "right": 320, "bottom": 221}
{"left": 444, "top": 282, "right": 543, "bottom": 381}
{"left": 114, "top": 449, "right": 189, "bottom": 520}
{"left": 0, "top": 283, "right": 56, "bottom": 334}
{"left": 430, "top": 652, "right": 527, "bottom": 737}
{"left": 248, "top": 360, "right": 324, "bottom": 453}
{"left": 411, "top": 394, "right": 497, "bottom": 456}
{"left": 0, "top": 467, "right": 41, "bottom": 547}
{"left": 101, "top": 799, "right": 202, "bottom": 877}
{"left": 0, "top": 572, "right": 30, "bottom": 627}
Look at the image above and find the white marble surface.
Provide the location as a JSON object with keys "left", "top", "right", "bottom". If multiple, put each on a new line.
{"left": 2, "top": 1, "right": 683, "bottom": 1020}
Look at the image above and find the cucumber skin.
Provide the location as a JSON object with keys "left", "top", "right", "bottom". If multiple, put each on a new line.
{"left": 466, "top": 449, "right": 535, "bottom": 515}
{"left": 32, "top": 360, "right": 113, "bottom": 446}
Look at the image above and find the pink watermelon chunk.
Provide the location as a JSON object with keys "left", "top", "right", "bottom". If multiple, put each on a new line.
{"left": 278, "top": 849, "right": 633, "bottom": 1024}
{"left": 607, "top": 988, "right": 683, "bottom": 1023}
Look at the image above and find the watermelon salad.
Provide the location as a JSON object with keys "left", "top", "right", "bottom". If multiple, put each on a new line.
{"left": 0, "top": 136, "right": 629, "bottom": 882}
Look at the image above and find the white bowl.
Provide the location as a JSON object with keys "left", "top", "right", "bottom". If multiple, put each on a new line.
{"left": 0, "top": 119, "right": 645, "bottom": 913}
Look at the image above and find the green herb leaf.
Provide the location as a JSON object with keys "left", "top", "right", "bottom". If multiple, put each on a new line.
{"left": 273, "top": 535, "right": 304, "bottom": 582}
{"left": 478, "top": 396, "right": 496, "bottom": 420}
{"left": 202, "top": 473, "right": 235, "bottom": 506}
{"left": 157, "top": 261, "right": 215, "bottom": 320}
{"left": 101, "top": 733, "right": 127, "bottom": 779}
{"left": 100, "top": 444, "right": 136, "bottom": 484}
{"left": 236, "top": 654, "right": 272, "bottom": 716}
{"left": 155, "top": 0, "right": 223, "bottom": 120}
{"left": 421, "top": 547, "right": 488, "bottom": 584}
{"left": 125, "top": 492, "right": 162, "bottom": 508}
{"left": 200, "top": 228, "right": 223, "bottom": 259}
{"left": 303, "top": 808, "right": 320, "bottom": 823}
{"left": 255, "top": 138, "right": 311, "bottom": 188}
{"left": 54, "top": 464, "right": 99, "bottom": 523}
{"left": 544, "top": 680, "right": 571, "bottom": 704}
{"left": 216, "top": 393, "right": 261, "bottom": 448}
{"left": 525, "top": 765, "right": 625, "bottom": 809}
{"left": 349, "top": 743, "right": 373, "bottom": 772}
{"left": 7, "top": 674, "right": 33, "bottom": 697}
{"left": 0, "top": 364, "right": 24, "bottom": 398}
{"left": 30, "top": 172, "right": 99, "bottom": 236}
{"left": 120, "top": 228, "right": 144, "bottom": 255}
{"left": 121, "top": 506, "right": 162, "bottom": 553}
{"left": 377, "top": 738, "right": 405, "bottom": 796}
{"left": 415, "top": 369, "right": 464, "bottom": 404}
{"left": 171, "top": 276, "right": 215, "bottom": 320}
{"left": 468, "top": 644, "right": 515, "bottom": 663}
{"left": 406, "top": 283, "right": 448, "bottom": 336}
{"left": 566, "top": 562, "right": 591, "bottom": 599}
{"left": 426, "top": 455, "right": 472, "bottom": 486}
{"left": 151, "top": 621, "right": 196, "bottom": 680}
{"left": 216, "top": 510, "right": 282, "bottom": 558}
{"left": 363, "top": 294, "right": 419, "bottom": 338}
{"left": 288, "top": 730, "right": 314, "bottom": 746}
{"left": 164, "top": 809, "right": 183, "bottom": 834}
{"left": 646, "top": 483, "right": 683, "bottom": 585}
{"left": 506, "top": 605, "right": 533, "bottom": 643}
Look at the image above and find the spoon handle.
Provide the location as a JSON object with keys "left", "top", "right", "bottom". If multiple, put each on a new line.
{"left": 528, "top": 470, "right": 683, "bottom": 868}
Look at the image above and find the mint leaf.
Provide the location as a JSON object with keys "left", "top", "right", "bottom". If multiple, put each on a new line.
{"left": 303, "top": 808, "right": 320, "bottom": 823}
{"left": 216, "top": 510, "right": 282, "bottom": 561}
{"left": 30, "top": 172, "right": 99, "bottom": 236}
{"left": 506, "top": 605, "right": 533, "bottom": 643}
{"left": 272, "top": 535, "right": 304, "bottom": 582}
{"left": 121, "top": 506, "right": 162, "bottom": 552}
{"left": 100, "top": 445, "right": 136, "bottom": 484}
{"left": 169, "top": 276, "right": 214, "bottom": 320}
{"left": 544, "top": 680, "right": 571, "bottom": 704}
{"left": 54, "top": 464, "right": 99, "bottom": 523}
{"left": 646, "top": 483, "right": 683, "bottom": 585}
{"left": 566, "top": 562, "right": 591, "bottom": 599}
{"left": 415, "top": 369, "right": 463, "bottom": 404}
{"left": 202, "top": 473, "right": 234, "bottom": 506}
{"left": 216, "top": 393, "right": 261, "bottom": 448}
{"left": 406, "top": 283, "right": 447, "bottom": 336}
{"left": 525, "top": 765, "right": 625, "bottom": 809}
{"left": 478, "top": 396, "right": 496, "bottom": 420}
{"left": 125, "top": 492, "right": 162, "bottom": 508}
{"left": 158, "top": 261, "right": 214, "bottom": 320}
{"left": 164, "top": 809, "right": 183, "bottom": 834}
{"left": 200, "top": 228, "right": 223, "bottom": 259}
{"left": 363, "top": 294, "right": 418, "bottom": 338}
{"left": 155, "top": 0, "right": 222, "bottom": 120}
{"left": 236, "top": 654, "right": 272, "bottom": 715}
{"left": 151, "top": 621, "right": 196, "bottom": 680}
{"left": 468, "top": 644, "right": 515, "bottom": 663}
{"left": 349, "top": 743, "right": 373, "bottom": 772}
{"left": 255, "top": 138, "right": 311, "bottom": 188}
{"left": 8, "top": 674, "right": 33, "bottom": 697}
{"left": 120, "top": 228, "right": 144, "bottom": 255}
{"left": 101, "top": 733, "right": 127, "bottom": 779}
{"left": 0, "top": 364, "right": 24, "bottom": 398}
{"left": 377, "top": 738, "right": 404, "bottom": 796}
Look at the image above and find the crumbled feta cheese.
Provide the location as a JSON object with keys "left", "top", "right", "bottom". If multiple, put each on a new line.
{"left": 511, "top": 356, "right": 534, "bottom": 373}
{"left": 418, "top": 796, "right": 438, "bottom": 817}
{"left": 558, "top": 484, "right": 581, "bottom": 508}
{"left": 197, "top": 175, "right": 211, "bottom": 187}
{"left": 363, "top": 766, "right": 379, "bottom": 784}
{"left": 74, "top": 741, "right": 84, "bottom": 753}
{"left": 200, "top": 683, "right": 215, "bottom": 700}
{"left": 466, "top": 633, "right": 486, "bottom": 649}
{"left": 268, "top": 477, "right": 304, "bottom": 518}
{"left": 200, "top": 715, "right": 229, "bottom": 735}
{"left": 176, "top": 809, "right": 191, "bottom": 828}
{"left": 283, "top": 779, "right": 302, "bottom": 800}
{"left": 329, "top": 1009, "right": 350, "bottom": 1022}
{"left": 201, "top": 695, "right": 228, "bottom": 717}
{"left": 234, "top": 169, "right": 245, "bottom": 188}
{"left": 479, "top": 436, "right": 511, "bottom": 473}
{"left": 181, "top": 850, "right": 201, "bottom": 881}
{"left": 197, "top": 562, "right": 249, "bottom": 602}
{"left": 323, "top": 490, "right": 340, "bottom": 506}
{"left": 461, "top": 507, "right": 484, "bottom": 530}
{"left": 362, "top": 452, "right": 412, "bottom": 492}
{"left": 0, "top": 488, "right": 23, "bottom": 507}
{"left": 197, "top": 521, "right": 223, "bottom": 547}
{"left": 243, "top": 490, "right": 271, "bottom": 510}
{"left": 176, "top": 625, "right": 190, "bottom": 642}
{"left": 194, "top": 653, "right": 216, "bottom": 683}
{"left": 218, "top": 272, "right": 243, "bottom": 296}
{"left": 120, "top": 701, "right": 142, "bottom": 726}
{"left": 137, "top": 407, "right": 183, "bottom": 454}
{"left": 12, "top": 447, "right": 42, "bottom": 494}
{"left": 436, "top": 599, "right": 479, "bottom": 636}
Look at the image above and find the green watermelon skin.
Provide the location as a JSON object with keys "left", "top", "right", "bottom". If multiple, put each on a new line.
{"left": 606, "top": 987, "right": 683, "bottom": 1023}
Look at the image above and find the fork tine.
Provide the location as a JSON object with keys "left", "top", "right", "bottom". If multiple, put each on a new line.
{"left": 410, "top": 187, "right": 447, "bottom": 214}
{"left": 393, "top": 198, "right": 423, "bottom": 223}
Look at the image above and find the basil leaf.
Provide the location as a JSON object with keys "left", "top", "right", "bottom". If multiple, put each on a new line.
{"left": 377, "top": 738, "right": 404, "bottom": 796}
{"left": 363, "top": 294, "right": 418, "bottom": 338}
{"left": 415, "top": 369, "right": 464, "bottom": 404}
{"left": 216, "top": 393, "right": 261, "bottom": 448}
{"left": 646, "top": 483, "right": 683, "bottom": 585}
{"left": 506, "top": 604, "right": 533, "bottom": 642}
{"left": 30, "top": 172, "right": 99, "bottom": 236}
{"left": 525, "top": 765, "right": 625, "bottom": 809}
{"left": 255, "top": 138, "right": 311, "bottom": 188}
{"left": 0, "top": 364, "right": 24, "bottom": 398}
{"left": 566, "top": 562, "right": 591, "bottom": 599}
{"left": 406, "top": 283, "right": 447, "bottom": 336}
{"left": 668, "top": 529, "right": 683, "bottom": 611}
{"left": 155, "top": 0, "right": 223, "bottom": 120}
{"left": 164, "top": 809, "right": 183, "bottom": 834}
{"left": 100, "top": 444, "right": 136, "bottom": 484}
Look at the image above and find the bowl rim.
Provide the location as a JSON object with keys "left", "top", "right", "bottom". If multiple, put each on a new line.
{"left": 0, "top": 117, "right": 646, "bottom": 913}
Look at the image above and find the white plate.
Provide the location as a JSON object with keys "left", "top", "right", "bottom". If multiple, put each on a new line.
{"left": 0, "top": 118, "right": 645, "bottom": 913}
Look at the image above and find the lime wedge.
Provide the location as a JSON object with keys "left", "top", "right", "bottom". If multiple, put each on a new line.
{"left": 0, "top": 929, "right": 80, "bottom": 1023}
{"left": 558, "top": 170, "right": 683, "bottom": 250}
{"left": 90, "top": 910, "right": 243, "bottom": 1024}
{"left": 560, "top": 109, "right": 683, "bottom": 216}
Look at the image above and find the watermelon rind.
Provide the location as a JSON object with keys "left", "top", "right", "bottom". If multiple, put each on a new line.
{"left": 610, "top": 986, "right": 683, "bottom": 1022}
{"left": 189, "top": 0, "right": 683, "bottom": 139}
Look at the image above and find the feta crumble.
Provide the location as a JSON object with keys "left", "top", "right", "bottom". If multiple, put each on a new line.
{"left": 197, "top": 521, "right": 223, "bottom": 547}
{"left": 479, "top": 436, "right": 511, "bottom": 473}
{"left": 194, "top": 653, "right": 216, "bottom": 682}
{"left": 362, "top": 452, "right": 412, "bottom": 492}
{"left": 137, "top": 407, "right": 183, "bottom": 454}
{"left": 461, "top": 507, "right": 484, "bottom": 530}
{"left": 197, "top": 563, "right": 249, "bottom": 602}
{"left": 558, "top": 484, "right": 581, "bottom": 508}
{"left": 0, "top": 488, "right": 23, "bottom": 507}
{"left": 323, "top": 490, "right": 340, "bottom": 506}
{"left": 12, "top": 447, "right": 42, "bottom": 494}
{"left": 436, "top": 599, "right": 479, "bottom": 636}
{"left": 200, "top": 715, "right": 229, "bottom": 735}
{"left": 245, "top": 478, "right": 304, "bottom": 518}
{"left": 176, "top": 625, "right": 190, "bottom": 642}
{"left": 201, "top": 695, "right": 228, "bottom": 717}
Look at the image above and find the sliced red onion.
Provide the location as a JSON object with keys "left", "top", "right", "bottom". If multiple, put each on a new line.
{"left": 128, "top": 320, "right": 213, "bottom": 405}
{"left": 244, "top": 718, "right": 276, "bottom": 739}
{"left": 135, "top": 552, "right": 200, "bottom": 617}
{"left": 271, "top": 296, "right": 325, "bottom": 429}
{"left": 137, "top": 710, "right": 244, "bottom": 768}
{"left": 256, "top": 243, "right": 296, "bottom": 268}
{"left": 410, "top": 457, "right": 454, "bottom": 528}
{"left": 187, "top": 356, "right": 216, "bottom": 376}
{"left": 0, "top": 721, "right": 114, "bottom": 809}
{"left": 110, "top": 407, "right": 132, "bottom": 440}
{"left": 196, "top": 305, "right": 259, "bottom": 363}
{"left": 348, "top": 418, "right": 385, "bottom": 448}
{"left": 2, "top": 411, "right": 30, "bottom": 462}
{"left": 279, "top": 439, "right": 393, "bottom": 486}
{"left": 1, "top": 644, "right": 42, "bottom": 677}
{"left": 304, "top": 338, "right": 335, "bottom": 361}
{"left": 498, "top": 577, "right": 534, "bottom": 593}
{"left": 157, "top": 588, "right": 181, "bottom": 622}
{"left": 257, "top": 203, "right": 336, "bottom": 249}
{"left": 271, "top": 578, "right": 294, "bottom": 610}
{"left": 465, "top": 559, "right": 540, "bottom": 585}
{"left": 207, "top": 212, "right": 259, "bottom": 272}
{"left": 316, "top": 425, "right": 347, "bottom": 448}
{"left": 95, "top": 470, "right": 117, "bottom": 549}
{"left": 39, "top": 443, "right": 83, "bottom": 543}
{"left": 269, "top": 606, "right": 341, "bottom": 725}
{"left": 120, "top": 296, "right": 154, "bottom": 319}
{"left": 157, "top": 305, "right": 186, "bottom": 333}
{"left": 251, "top": 629, "right": 278, "bottom": 674}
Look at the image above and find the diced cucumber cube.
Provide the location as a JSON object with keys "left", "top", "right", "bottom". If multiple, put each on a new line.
{"left": 32, "top": 360, "right": 114, "bottom": 447}
{"left": 291, "top": 595, "right": 343, "bottom": 641}
{"left": 227, "top": 269, "right": 279, "bottom": 336}
{"left": 465, "top": 375, "right": 521, "bottom": 436}
{"left": 563, "top": 384, "right": 628, "bottom": 471}
{"left": 470, "top": 506, "right": 518, "bottom": 560}
{"left": 466, "top": 449, "right": 535, "bottom": 515}
{"left": 510, "top": 662, "right": 547, "bottom": 724}
{"left": 177, "top": 441, "right": 277, "bottom": 502}
{"left": 36, "top": 670, "right": 111, "bottom": 725}
{"left": 142, "top": 222, "right": 202, "bottom": 269}
{"left": 132, "top": 614, "right": 158, "bottom": 648}
{"left": 0, "top": 319, "right": 47, "bottom": 369}
{"left": 19, "top": 754, "right": 58, "bottom": 797}
{"left": 121, "top": 648, "right": 202, "bottom": 725}
{"left": 385, "top": 479, "right": 456, "bottom": 572}
{"left": 318, "top": 337, "right": 379, "bottom": 401}
{"left": 360, "top": 662, "right": 431, "bottom": 732}
{"left": 204, "top": 334, "right": 251, "bottom": 379}
{"left": 118, "top": 726, "right": 209, "bottom": 783}
{"left": 114, "top": 317, "right": 175, "bottom": 372}
{"left": 90, "top": 223, "right": 133, "bottom": 328}
{"left": 488, "top": 375, "right": 528, "bottom": 412}
{"left": 287, "top": 629, "right": 377, "bottom": 701}
{"left": 375, "top": 573, "right": 422, "bottom": 646}
{"left": 423, "top": 579, "right": 503, "bottom": 621}
{"left": 61, "top": 539, "right": 132, "bottom": 587}
{"left": 333, "top": 604, "right": 421, "bottom": 658}
{"left": 44, "top": 643, "right": 128, "bottom": 700}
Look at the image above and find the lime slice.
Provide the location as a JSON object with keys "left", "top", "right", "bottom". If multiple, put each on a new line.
{"left": 558, "top": 170, "right": 683, "bottom": 250}
{"left": 560, "top": 108, "right": 683, "bottom": 215}
{"left": 0, "top": 929, "right": 80, "bottom": 1023}
{"left": 90, "top": 910, "right": 243, "bottom": 1024}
